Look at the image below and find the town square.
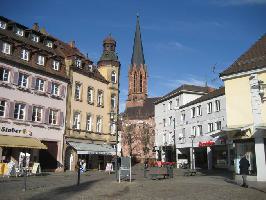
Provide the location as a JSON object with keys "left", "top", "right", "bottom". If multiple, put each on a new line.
{"left": 0, "top": 0, "right": 266, "bottom": 199}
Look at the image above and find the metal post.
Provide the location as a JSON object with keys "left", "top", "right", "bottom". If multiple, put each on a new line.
{"left": 23, "top": 149, "right": 27, "bottom": 191}
{"left": 173, "top": 118, "right": 176, "bottom": 164}
{"left": 77, "top": 160, "right": 80, "bottom": 186}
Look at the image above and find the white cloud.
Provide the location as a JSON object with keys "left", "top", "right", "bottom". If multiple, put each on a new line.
{"left": 154, "top": 41, "right": 193, "bottom": 52}
{"left": 211, "top": 0, "right": 266, "bottom": 6}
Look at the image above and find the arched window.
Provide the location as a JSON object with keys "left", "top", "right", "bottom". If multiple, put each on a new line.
{"left": 111, "top": 94, "right": 116, "bottom": 110}
{"left": 111, "top": 71, "right": 116, "bottom": 83}
{"left": 133, "top": 72, "right": 137, "bottom": 92}
{"left": 139, "top": 73, "right": 143, "bottom": 92}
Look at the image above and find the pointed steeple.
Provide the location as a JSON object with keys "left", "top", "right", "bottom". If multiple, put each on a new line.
{"left": 131, "top": 15, "right": 145, "bottom": 67}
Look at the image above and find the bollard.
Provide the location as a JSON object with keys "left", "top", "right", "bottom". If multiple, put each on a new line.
{"left": 77, "top": 160, "right": 81, "bottom": 186}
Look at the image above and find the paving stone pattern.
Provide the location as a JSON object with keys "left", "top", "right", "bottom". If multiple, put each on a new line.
{"left": 0, "top": 166, "right": 266, "bottom": 200}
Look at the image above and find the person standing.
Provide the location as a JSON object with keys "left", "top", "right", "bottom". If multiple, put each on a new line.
{"left": 239, "top": 155, "right": 250, "bottom": 188}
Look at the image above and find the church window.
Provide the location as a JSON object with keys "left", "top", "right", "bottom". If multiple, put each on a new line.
{"left": 139, "top": 73, "right": 143, "bottom": 92}
{"left": 133, "top": 72, "right": 137, "bottom": 92}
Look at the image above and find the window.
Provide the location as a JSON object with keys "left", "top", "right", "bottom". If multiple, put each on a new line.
{"left": 86, "top": 114, "right": 92, "bottom": 131}
{"left": 192, "top": 126, "right": 197, "bottom": 136}
{"left": 111, "top": 94, "right": 116, "bottom": 110}
{"left": 139, "top": 73, "right": 143, "bottom": 92}
{"left": 169, "top": 116, "right": 172, "bottom": 126}
{"left": 96, "top": 116, "right": 102, "bottom": 133}
{"left": 163, "top": 119, "right": 166, "bottom": 127}
{"left": 163, "top": 104, "right": 166, "bottom": 112}
{"left": 0, "top": 100, "right": 6, "bottom": 117}
{"left": 75, "top": 83, "right": 82, "bottom": 101}
{"left": 37, "top": 55, "right": 45, "bottom": 66}
{"left": 32, "top": 107, "right": 42, "bottom": 122}
{"left": 181, "top": 128, "right": 186, "bottom": 140}
{"left": 111, "top": 71, "right": 116, "bottom": 83}
{"left": 176, "top": 98, "right": 179, "bottom": 107}
{"left": 2, "top": 42, "right": 11, "bottom": 54}
{"left": 0, "top": 21, "right": 6, "bottom": 29}
{"left": 97, "top": 90, "right": 103, "bottom": 106}
{"left": 31, "top": 34, "right": 39, "bottom": 43}
{"left": 191, "top": 107, "right": 196, "bottom": 118}
{"left": 133, "top": 72, "right": 137, "bottom": 92}
{"left": 16, "top": 28, "right": 24, "bottom": 36}
{"left": 21, "top": 49, "right": 29, "bottom": 61}
{"left": 87, "top": 87, "right": 94, "bottom": 104}
{"left": 168, "top": 101, "right": 172, "bottom": 110}
{"left": 197, "top": 125, "right": 203, "bottom": 136}
{"left": 46, "top": 41, "right": 53, "bottom": 48}
{"left": 51, "top": 82, "right": 59, "bottom": 96}
{"left": 49, "top": 109, "right": 58, "bottom": 125}
{"left": 215, "top": 100, "right": 221, "bottom": 112}
{"left": 73, "top": 112, "right": 81, "bottom": 129}
{"left": 197, "top": 105, "right": 202, "bottom": 116}
{"left": 18, "top": 73, "right": 28, "bottom": 88}
{"left": 207, "top": 102, "right": 213, "bottom": 114}
{"left": 14, "top": 103, "right": 25, "bottom": 120}
{"left": 216, "top": 121, "right": 222, "bottom": 130}
{"left": 35, "top": 78, "right": 45, "bottom": 92}
{"left": 52, "top": 60, "right": 60, "bottom": 71}
{"left": 75, "top": 59, "right": 82, "bottom": 68}
{"left": 0, "top": 67, "right": 10, "bottom": 82}
{"left": 110, "top": 121, "right": 116, "bottom": 134}
{"left": 181, "top": 113, "right": 186, "bottom": 123}
{"left": 208, "top": 123, "right": 214, "bottom": 132}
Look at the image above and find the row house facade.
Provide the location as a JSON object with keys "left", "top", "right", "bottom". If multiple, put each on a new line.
{"left": 176, "top": 87, "right": 227, "bottom": 170}
{"left": 220, "top": 34, "right": 266, "bottom": 181}
{"left": 154, "top": 84, "right": 213, "bottom": 163}
{"left": 0, "top": 16, "right": 68, "bottom": 172}
{"left": 61, "top": 36, "right": 120, "bottom": 171}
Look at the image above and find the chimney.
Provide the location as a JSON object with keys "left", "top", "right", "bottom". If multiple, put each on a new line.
{"left": 69, "top": 41, "right": 75, "bottom": 48}
{"left": 32, "top": 23, "right": 39, "bottom": 31}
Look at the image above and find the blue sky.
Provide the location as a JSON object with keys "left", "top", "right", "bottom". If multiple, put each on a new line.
{"left": 1, "top": 0, "right": 266, "bottom": 112}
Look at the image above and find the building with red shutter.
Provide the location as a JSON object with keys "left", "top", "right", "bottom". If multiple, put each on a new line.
{"left": 0, "top": 16, "right": 68, "bottom": 172}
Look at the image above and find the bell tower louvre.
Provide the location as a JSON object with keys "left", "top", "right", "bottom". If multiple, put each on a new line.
{"left": 126, "top": 15, "right": 148, "bottom": 108}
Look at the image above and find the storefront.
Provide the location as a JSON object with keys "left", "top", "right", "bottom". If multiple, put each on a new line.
{"left": 65, "top": 141, "right": 115, "bottom": 171}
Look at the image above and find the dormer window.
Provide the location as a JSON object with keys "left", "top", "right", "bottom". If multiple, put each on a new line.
{"left": 75, "top": 59, "right": 82, "bottom": 68}
{"left": 37, "top": 55, "right": 45, "bottom": 66}
{"left": 52, "top": 60, "right": 60, "bottom": 71}
{"left": 16, "top": 28, "right": 24, "bottom": 36}
{"left": 0, "top": 21, "right": 6, "bottom": 29}
{"left": 46, "top": 41, "right": 53, "bottom": 48}
{"left": 88, "top": 65, "right": 93, "bottom": 72}
{"left": 2, "top": 42, "right": 11, "bottom": 55}
{"left": 31, "top": 34, "right": 39, "bottom": 43}
{"left": 21, "top": 49, "right": 29, "bottom": 61}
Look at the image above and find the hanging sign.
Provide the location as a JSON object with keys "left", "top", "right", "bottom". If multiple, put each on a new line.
{"left": 199, "top": 141, "right": 215, "bottom": 147}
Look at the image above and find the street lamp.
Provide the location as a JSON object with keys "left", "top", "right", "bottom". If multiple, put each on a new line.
{"left": 189, "top": 135, "right": 196, "bottom": 170}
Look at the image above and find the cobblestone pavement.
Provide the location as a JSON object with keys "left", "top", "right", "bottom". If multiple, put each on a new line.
{"left": 0, "top": 166, "right": 266, "bottom": 200}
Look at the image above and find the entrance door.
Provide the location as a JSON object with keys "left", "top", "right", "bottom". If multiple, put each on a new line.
{"left": 39, "top": 141, "right": 58, "bottom": 171}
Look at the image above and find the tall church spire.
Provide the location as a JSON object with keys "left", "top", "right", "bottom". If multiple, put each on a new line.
{"left": 131, "top": 15, "right": 145, "bottom": 68}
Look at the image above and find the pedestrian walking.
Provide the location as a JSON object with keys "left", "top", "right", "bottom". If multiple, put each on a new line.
{"left": 239, "top": 155, "right": 250, "bottom": 188}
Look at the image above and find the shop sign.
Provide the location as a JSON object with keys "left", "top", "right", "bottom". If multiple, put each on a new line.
{"left": 199, "top": 141, "right": 215, "bottom": 147}
{"left": 0, "top": 126, "right": 32, "bottom": 136}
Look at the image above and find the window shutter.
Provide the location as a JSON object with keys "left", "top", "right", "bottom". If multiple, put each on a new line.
{"left": 31, "top": 77, "right": 36, "bottom": 89}
{"left": 44, "top": 108, "right": 50, "bottom": 124}
{"left": 12, "top": 71, "right": 19, "bottom": 85}
{"left": 59, "top": 111, "right": 64, "bottom": 127}
{"left": 27, "top": 105, "right": 33, "bottom": 121}
{"left": 60, "top": 85, "right": 66, "bottom": 98}
{"left": 46, "top": 81, "right": 52, "bottom": 93}
{"left": 7, "top": 101, "right": 14, "bottom": 118}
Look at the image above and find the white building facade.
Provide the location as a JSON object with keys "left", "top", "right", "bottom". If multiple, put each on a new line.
{"left": 154, "top": 85, "right": 212, "bottom": 163}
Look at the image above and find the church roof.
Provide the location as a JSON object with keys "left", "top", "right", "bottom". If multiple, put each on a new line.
{"left": 220, "top": 34, "right": 266, "bottom": 77}
{"left": 123, "top": 97, "right": 160, "bottom": 120}
{"left": 131, "top": 16, "right": 145, "bottom": 68}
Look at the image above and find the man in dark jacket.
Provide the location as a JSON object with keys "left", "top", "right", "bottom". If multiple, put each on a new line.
{"left": 239, "top": 155, "right": 250, "bottom": 188}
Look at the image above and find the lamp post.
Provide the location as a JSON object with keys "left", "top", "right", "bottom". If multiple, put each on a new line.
{"left": 189, "top": 135, "right": 196, "bottom": 170}
{"left": 173, "top": 118, "right": 176, "bottom": 164}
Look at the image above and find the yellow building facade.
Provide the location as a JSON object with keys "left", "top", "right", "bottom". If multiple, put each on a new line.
{"left": 221, "top": 34, "right": 266, "bottom": 181}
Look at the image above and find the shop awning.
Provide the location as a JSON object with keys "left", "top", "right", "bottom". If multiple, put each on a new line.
{"left": 0, "top": 135, "right": 47, "bottom": 149}
{"left": 222, "top": 124, "right": 252, "bottom": 132}
{"left": 68, "top": 141, "right": 115, "bottom": 155}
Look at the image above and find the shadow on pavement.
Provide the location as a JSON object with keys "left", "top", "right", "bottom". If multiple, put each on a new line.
{"left": 27, "top": 178, "right": 102, "bottom": 200}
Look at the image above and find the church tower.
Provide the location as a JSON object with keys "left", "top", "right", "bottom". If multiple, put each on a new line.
{"left": 126, "top": 16, "right": 148, "bottom": 108}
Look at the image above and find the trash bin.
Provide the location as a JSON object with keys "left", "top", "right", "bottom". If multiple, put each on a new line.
{"left": 167, "top": 165, "right": 173, "bottom": 178}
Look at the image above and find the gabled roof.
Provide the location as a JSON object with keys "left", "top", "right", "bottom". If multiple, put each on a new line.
{"left": 220, "top": 34, "right": 266, "bottom": 77}
{"left": 179, "top": 87, "right": 225, "bottom": 109}
{"left": 123, "top": 97, "right": 160, "bottom": 120}
{"left": 154, "top": 84, "right": 214, "bottom": 105}
{"left": 131, "top": 16, "right": 145, "bottom": 68}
